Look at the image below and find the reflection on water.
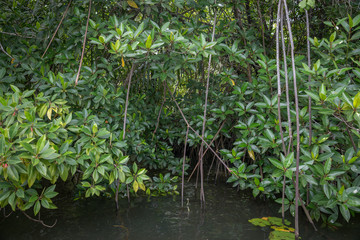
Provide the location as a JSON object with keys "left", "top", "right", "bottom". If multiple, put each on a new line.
{"left": 0, "top": 182, "right": 360, "bottom": 240}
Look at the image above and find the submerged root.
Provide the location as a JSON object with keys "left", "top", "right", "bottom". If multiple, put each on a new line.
{"left": 22, "top": 211, "right": 57, "bottom": 228}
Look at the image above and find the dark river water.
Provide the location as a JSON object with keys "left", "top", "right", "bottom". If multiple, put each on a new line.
{"left": 1, "top": 182, "right": 360, "bottom": 240}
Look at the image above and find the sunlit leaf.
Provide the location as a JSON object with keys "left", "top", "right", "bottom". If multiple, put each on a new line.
{"left": 127, "top": 0, "right": 138, "bottom": 8}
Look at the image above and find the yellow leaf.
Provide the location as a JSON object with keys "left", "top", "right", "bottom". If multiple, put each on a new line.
{"left": 231, "top": 79, "right": 235, "bottom": 86}
{"left": 248, "top": 150, "right": 255, "bottom": 161}
{"left": 47, "top": 108, "right": 52, "bottom": 120}
{"left": 11, "top": 58, "right": 15, "bottom": 64}
{"left": 353, "top": 92, "right": 360, "bottom": 109}
{"left": 139, "top": 182, "right": 145, "bottom": 191}
{"left": 271, "top": 226, "right": 295, "bottom": 232}
{"left": 127, "top": 0, "right": 138, "bottom": 8}
{"left": 133, "top": 180, "right": 139, "bottom": 193}
{"left": 121, "top": 57, "right": 125, "bottom": 67}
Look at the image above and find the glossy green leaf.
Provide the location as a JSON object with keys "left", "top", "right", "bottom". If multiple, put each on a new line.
{"left": 269, "top": 158, "right": 283, "bottom": 170}
{"left": 324, "top": 158, "right": 332, "bottom": 174}
{"left": 36, "top": 135, "right": 46, "bottom": 154}
{"left": 319, "top": 84, "right": 327, "bottom": 101}
{"left": 340, "top": 205, "right": 350, "bottom": 222}
{"left": 34, "top": 200, "right": 41, "bottom": 216}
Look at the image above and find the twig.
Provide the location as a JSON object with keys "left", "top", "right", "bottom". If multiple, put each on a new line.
{"left": 333, "top": 113, "right": 358, "bottom": 150}
{"left": 0, "top": 31, "right": 34, "bottom": 38}
{"left": 345, "top": 122, "right": 357, "bottom": 151}
{"left": 3, "top": 208, "right": 12, "bottom": 218}
{"left": 333, "top": 113, "right": 360, "bottom": 132}
{"left": 300, "top": 198, "right": 318, "bottom": 231}
{"left": 75, "top": 0, "right": 91, "bottom": 86}
{"left": 188, "top": 120, "right": 226, "bottom": 182}
{"left": 291, "top": 179, "right": 318, "bottom": 231}
{"left": 22, "top": 211, "right": 57, "bottom": 228}
{"left": 42, "top": 0, "right": 72, "bottom": 58}
{"left": 122, "top": 63, "right": 136, "bottom": 140}
{"left": 166, "top": 82, "right": 233, "bottom": 174}
{"left": 182, "top": 126, "right": 189, "bottom": 208}
{"left": 0, "top": 41, "right": 13, "bottom": 59}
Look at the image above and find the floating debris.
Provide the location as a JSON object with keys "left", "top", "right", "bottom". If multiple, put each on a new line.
{"left": 248, "top": 216, "right": 296, "bottom": 240}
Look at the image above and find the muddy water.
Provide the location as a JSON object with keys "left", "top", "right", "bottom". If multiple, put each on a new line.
{"left": 0, "top": 182, "right": 359, "bottom": 240}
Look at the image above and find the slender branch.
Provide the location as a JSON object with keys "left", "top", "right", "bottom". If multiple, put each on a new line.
{"left": 188, "top": 120, "right": 226, "bottom": 182}
{"left": 305, "top": 8, "right": 313, "bottom": 206}
{"left": 332, "top": 113, "right": 358, "bottom": 151}
{"left": 115, "top": 63, "right": 136, "bottom": 209}
{"left": 305, "top": 9, "right": 313, "bottom": 147}
{"left": 42, "top": 0, "right": 72, "bottom": 58}
{"left": 75, "top": 0, "right": 91, "bottom": 86}
{"left": 123, "top": 64, "right": 136, "bottom": 140}
{"left": 291, "top": 179, "right": 318, "bottom": 231}
{"left": 0, "top": 41, "right": 13, "bottom": 59}
{"left": 166, "top": 82, "right": 233, "bottom": 174}
{"left": 276, "top": 0, "right": 288, "bottom": 224}
{"left": 282, "top": 174, "right": 286, "bottom": 223}
{"left": 2, "top": 208, "right": 12, "bottom": 218}
{"left": 345, "top": 122, "right": 357, "bottom": 151}
{"left": 281, "top": 5, "right": 293, "bottom": 155}
{"left": 182, "top": 126, "right": 189, "bottom": 208}
{"left": 300, "top": 198, "right": 318, "bottom": 231}
{"left": 198, "top": 1, "right": 217, "bottom": 205}
{"left": 276, "top": 0, "right": 286, "bottom": 154}
{"left": 333, "top": 113, "right": 360, "bottom": 132}
{"left": 283, "top": 0, "right": 301, "bottom": 239}
{"left": 0, "top": 31, "right": 34, "bottom": 38}
{"left": 22, "top": 211, "right": 57, "bottom": 228}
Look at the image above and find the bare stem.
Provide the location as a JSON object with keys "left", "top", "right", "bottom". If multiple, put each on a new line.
{"left": 182, "top": 126, "right": 189, "bottom": 207}
{"left": 283, "top": 0, "right": 301, "bottom": 238}
{"left": 42, "top": 0, "right": 72, "bottom": 58}
{"left": 122, "top": 64, "right": 136, "bottom": 140}
{"left": 199, "top": 0, "right": 217, "bottom": 205}
{"left": 276, "top": 0, "right": 286, "bottom": 154}
{"left": 166, "top": 83, "right": 233, "bottom": 174}
{"left": 0, "top": 31, "right": 34, "bottom": 38}
{"left": 0, "top": 41, "right": 13, "bottom": 59}
{"left": 305, "top": 10, "right": 313, "bottom": 147}
{"left": 115, "top": 63, "right": 136, "bottom": 209}
{"left": 188, "top": 120, "right": 226, "bottom": 182}
{"left": 22, "top": 211, "right": 57, "bottom": 228}
{"left": 281, "top": 4, "right": 293, "bottom": 155}
{"left": 75, "top": 0, "right": 91, "bottom": 86}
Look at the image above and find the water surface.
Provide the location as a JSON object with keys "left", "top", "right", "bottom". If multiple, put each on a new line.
{"left": 1, "top": 182, "right": 359, "bottom": 240}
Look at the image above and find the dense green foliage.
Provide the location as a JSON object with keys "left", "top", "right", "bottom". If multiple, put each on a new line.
{"left": 1, "top": 0, "right": 360, "bottom": 230}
